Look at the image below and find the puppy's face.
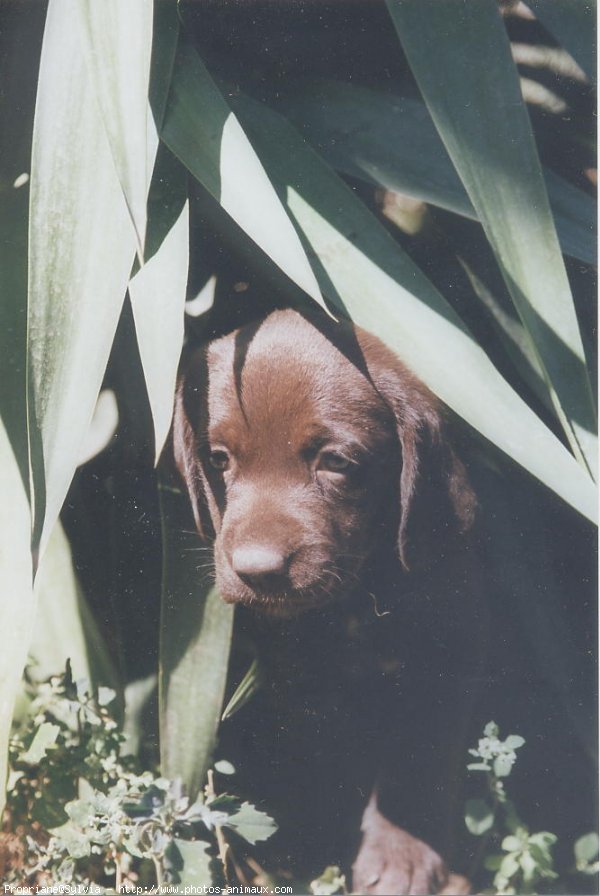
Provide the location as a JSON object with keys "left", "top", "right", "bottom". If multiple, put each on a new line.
{"left": 174, "top": 310, "right": 475, "bottom": 616}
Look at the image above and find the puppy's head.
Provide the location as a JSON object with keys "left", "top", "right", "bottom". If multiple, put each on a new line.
{"left": 173, "top": 309, "right": 476, "bottom": 616}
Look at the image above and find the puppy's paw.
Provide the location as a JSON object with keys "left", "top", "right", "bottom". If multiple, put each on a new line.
{"left": 352, "top": 804, "right": 451, "bottom": 896}
{"left": 439, "top": 873, "right": 470, "bottom": 895}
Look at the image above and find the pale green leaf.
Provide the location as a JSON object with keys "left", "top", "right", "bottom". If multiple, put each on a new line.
{"left": 78, "top": 0, "right": 155, "bottom": 257}
{"left": 166, "top": 837, "right": 215, "bottom": 887}
{"left": 77, "top": 390, "right": 119, "bottom": 466}
{"left": 529, "top": 831, "right": 558, "bottom": 849}
{"left": 28, "top": 0, "right": 137, "bottom": 558}
{"left": 129, "top": 147, "right": 189, "bottom": 463}
{"left": 520, "top": 849, "right": 538, "bottom": 882}
{"left": 386, "top": 0, "right": 597, "bottom": 478}
{"left": 160, "top": 40, "right": 324, "bottom": 310}
{"left": 502, "top": 835, "right": 524, "bottom": 853}
{"left": 310, "top": 866, "right": 347, "bottom": 896}
{"left": 0, "top": 17, "right": 37, "bottom": 813}
{"left": 122, "top": 674, "right": 157, "bottom": 757}
{"left": 279, "top": 80, "right": 596, "bottom": 265}
{"left": 231, "top": 95, "right": 596, "bottom": 523}
{"left": 484, "top": 854, "right": 503, "bottom": 872}
{"left": 499, "top": 853, "right": 520, "bottom": 879}
{"left": 23, "top": 721, "right": 60, "bottom": 764}
{"left": 465, "top": 798, "right": 495, "bottom": 836}
{"left": 0, "top": 166, "right": 29, "bottom": 496}
{"left": 575, "top": 832, "right": 599, "bottom": 864}
{"left": 494, "top": 753, "right": 515, "bottom": 778}
{"left": 159, "top": 482, "right": 234, "bottom": 800}
{"left": 226, "top": 801, "right": 278, "bottom": 845}
{"left": 457, "top": 257, "right": 551, "bottom": 412}
{"left": 527, "top": 0, "right": 596, "bottom": 84}
{"left": 0, "top": 418, "right": 34, "bottom": 812}
{"left": 97, "top": 686, "right": 116, "bottom": 707}
{"left": 221, "top": 658, "right": 263, "bottom": 721}
{"left": 543, "top": 167, "right": 597, "bottom": 267}
{"left": 214, "top": 759, "right": 235, "bottom": 775}
{"left": 51, "top": 822, "right": 91, "bottom": 860}
{"left": 29, "top": 522, "right": 118, "bottom": 692}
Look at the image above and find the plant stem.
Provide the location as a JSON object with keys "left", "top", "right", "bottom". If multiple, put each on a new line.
{"left": 468, "top": 774, "right": 500, "bottom": 883}
{"left": 207, "top": 769, "right": 232, "bottom": 886}
{"left": 153, "top": 855, "right": 164, "bottom": 890}
{"left": 115, "top": 851, "right": 123, "bottom": 893}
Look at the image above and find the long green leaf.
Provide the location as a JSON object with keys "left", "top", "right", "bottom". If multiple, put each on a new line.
{"left": 30, "top": 522, "right": 118, "bottom": 692}
{"left": 129, "top": 147, "right": 189, "bottom": 463}
{"left": 78, "top": 0, "right": 155, "bottom": 258}
{"left": 0, "top": 8, "right": 38, "bottom": 810}
{"left": 0, "top": 418, "right": 34, "bottom": 811}
{"left": 159, "top": 482, "right": 234, "bottom": 799}
{"left": 28, "top": 0, "right": 138, "bottom": 559}
{"left": 221, "top": 659, "right": 263, "bottom": 722}
{"left": 543, "top": 168, "right": 598, "bottom": 266}
{"left": 456, "top": 256, "right": 551, "bottom": 412}
{"left": 229, "top": 95, "right": 596, "bottom": 524}
{"left": 527, "top": 0, "right": 596, "bottom": 85}
{"left": 386, "top": 0, "right": 597, "bottom": 479}
{"left": 278, "top": 81, "right": 596, "bottom": 266}
{"left": 160, "top": 40, "right": 324, "bottom": 311}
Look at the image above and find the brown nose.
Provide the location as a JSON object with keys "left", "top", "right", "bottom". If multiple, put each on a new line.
{"left": 231, "top": 544, "right": 289, "bottom": 590}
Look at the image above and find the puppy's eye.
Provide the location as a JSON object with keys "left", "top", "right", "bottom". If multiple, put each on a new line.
{"left": 208, "top": 449, "right": 230, "bottom": 471}
{"left": 317, "top": 451, "right": 351, "bottom": 474}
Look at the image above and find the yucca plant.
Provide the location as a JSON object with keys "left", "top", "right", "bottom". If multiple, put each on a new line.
{"left": 0, "top": 0, "right": 596, "bottom": 887}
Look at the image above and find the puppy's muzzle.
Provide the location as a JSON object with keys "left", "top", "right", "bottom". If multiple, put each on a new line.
{"left": 230, "top": 543, "right": 290, "bottom": 592}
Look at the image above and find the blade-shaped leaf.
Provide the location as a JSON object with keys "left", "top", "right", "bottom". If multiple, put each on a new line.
{"left": 0, "top": 418, "right": 34, "bottom": 812}
{"left": 30, "top": 522, "right": 119, "bottom": 694}
{"left": 221, "top": 659, "right": 263, "bottom": 721}
{"left": 0, "top": 9, "right": 38, "bottom": 811}
{"left": 230, "top": 95, "right": 596, "bottom": 524}
{"left": 527, "top": 0, "right": 596, "bottom": 85}
{"left": 159, "top": 481, "right": 234, "bottom": 799}
{"left": 456, "top": 256, "right": 551, "bottom": 412}
{"left": 160, "top": 40, "right": 324, "bottom": 311}
{"left": 28, "top": 0, "right": 138, "bottom": 559}
{"left": 278, "top": 80, "right": 596, "bottom": 266}
{"left": 122, "top": 674, "right": 157, "bottom": 757}
{"left": 386, "top": 0, "right": 597, "bottom": 478}
{"left": 78, "top": 0, "right": 154, "bottom": 257}
{"left": 543, "top": 167, "right": 597, "bottom": 267}
{"left": 129, "top": 147, "right": 189, "bottom": 463}
{"left": 0, "top": 177, "right": 29, "bottom": 496}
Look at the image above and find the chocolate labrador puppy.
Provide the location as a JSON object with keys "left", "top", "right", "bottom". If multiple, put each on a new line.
{"left": 173, "top": 307, "right": 485, "bottom": 895}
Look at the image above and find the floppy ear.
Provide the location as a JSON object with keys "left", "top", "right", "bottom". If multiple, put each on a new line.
{"left": 395, "top": 397, "right": 477, "bottom": 569}
{"left": 358, "top": 331, "right": 477, "bottom": 569}
{"left": 171, "top": 348, "right": 216, "bottom": 541}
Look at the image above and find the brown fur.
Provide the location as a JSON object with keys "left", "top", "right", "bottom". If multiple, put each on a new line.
{"left": 172, "top": 308, "right": 479, "bottom": 894}
{"left": 174, "top": 309, "right": 475, "bottom": 615}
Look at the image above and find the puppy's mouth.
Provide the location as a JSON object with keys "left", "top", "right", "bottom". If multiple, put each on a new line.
{"left": 215, "top": 568, "right": 352, "bottom": 617}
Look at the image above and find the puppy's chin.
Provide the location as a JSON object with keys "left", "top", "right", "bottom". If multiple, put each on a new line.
{"left": 216, "top": 572, "right": 347, "bottom": 618}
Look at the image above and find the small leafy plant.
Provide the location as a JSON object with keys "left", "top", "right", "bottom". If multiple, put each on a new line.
{"left": 3, "top": 664, "right": 276, "bottom": 890}
{"left": 465, "top": 722, "right": 598, "bottom": 895}
{"left": 310, "top": 865, "right": 347, "bottom": 895}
